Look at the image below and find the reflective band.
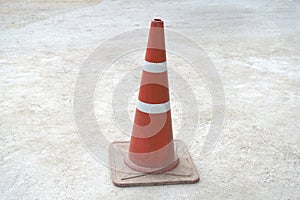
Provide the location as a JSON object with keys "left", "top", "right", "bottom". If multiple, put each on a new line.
{"left": 137, "top": 100, "right": 170, "bottom": 114}
{"left": 143, "top": 61, "right": 167, "bottom": 73}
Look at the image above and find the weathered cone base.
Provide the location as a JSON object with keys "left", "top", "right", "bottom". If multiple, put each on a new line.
{"left": 124, "top": 153, "right": 179, "bottom": 174}
{"left": 109, "top": 140, "right": 200, "bottom": 187}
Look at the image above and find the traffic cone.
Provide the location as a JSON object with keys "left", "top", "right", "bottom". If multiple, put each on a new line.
{"left": 109, "top": 18, "right": 199, "bottom": 186}
{"left": 123, "top": 18, "right": 179, "bottom": 173}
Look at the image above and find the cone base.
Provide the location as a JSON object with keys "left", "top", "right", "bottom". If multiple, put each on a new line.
{"left": 109, "top": 140, "right": 200, "bottom": 187}
{"left": 124, "top": 155, "right": 179, "bottom": 174}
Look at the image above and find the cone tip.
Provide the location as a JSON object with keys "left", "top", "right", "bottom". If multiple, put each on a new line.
{"left": 151, "top": 18, "right": 164, "bottom": 28}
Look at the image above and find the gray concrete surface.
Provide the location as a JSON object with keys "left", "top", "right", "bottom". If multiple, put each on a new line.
{"left": 0, "top": 0, "right": 299, "bottom": 199}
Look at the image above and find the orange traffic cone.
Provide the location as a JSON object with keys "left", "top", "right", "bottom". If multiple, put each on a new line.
{"left": 124, "top": 19, "right": 179, "bottom": 173}
{"left": 109, "top": 19, "right": 199, "bottom": 187}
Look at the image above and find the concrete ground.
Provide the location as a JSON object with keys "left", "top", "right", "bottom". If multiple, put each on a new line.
{"left": 0, "top": 0, "right": 299, "bottom": 199}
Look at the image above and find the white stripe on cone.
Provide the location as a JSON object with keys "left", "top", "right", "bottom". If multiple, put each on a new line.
{"left": 143, "top": 61, "right": 167, "bottom": 73}
{"left": 137, "top": 100, "right": 170, "bottom": 114}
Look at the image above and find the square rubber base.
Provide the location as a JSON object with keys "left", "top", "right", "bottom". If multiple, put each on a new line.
{"left": 109, "top": 140, "right": 200, "bottom": 187}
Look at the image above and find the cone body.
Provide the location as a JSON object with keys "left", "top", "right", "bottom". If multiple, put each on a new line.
{"left": 125, "top": 19, "right": 178, "bottom": 173}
